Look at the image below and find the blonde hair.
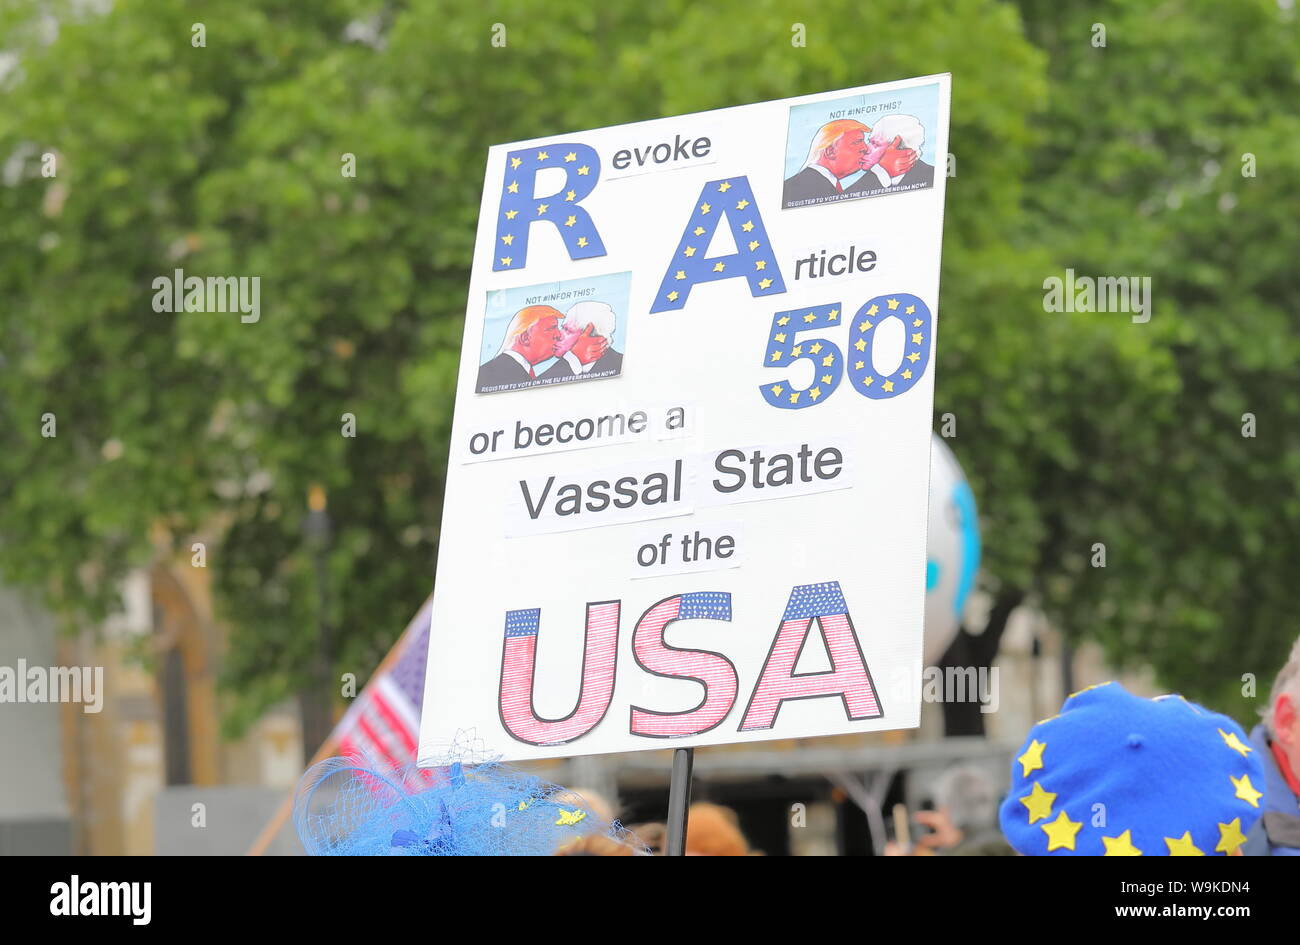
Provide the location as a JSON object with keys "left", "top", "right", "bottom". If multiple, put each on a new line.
{"left": 499, "top": 304, "right": 563, "bottom": 355}
{"left": 804, "top": 118, "right": 870, "bottom": 168}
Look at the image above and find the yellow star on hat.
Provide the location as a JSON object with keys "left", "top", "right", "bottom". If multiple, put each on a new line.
{"left": 1020, "top": 782, "right": 1056, "bottom": 824}
{"left": 1165, "top": 831, "right": 1204, "bottom": 856}
{"left": 1041, "top": 811, "right": 1082, "bottom": 852}
{"left": 1219, "top": 728, "right": 1252, "bottom": 757}
{"left": 1018, "top": 739, "right": 1046, "bottom": 777}
{"left": 1216, "top": 818, "right": 1247, "bottom": 854}
{"left": 1102, "top": 830, "right": 1143, "bottom": 856}
{"left": 1230, "top": 773, "right": 1262, "bottom": 808}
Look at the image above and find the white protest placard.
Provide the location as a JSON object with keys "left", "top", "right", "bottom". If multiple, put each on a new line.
{"left": 418, "top": 74, "right": 951, "bottom": 763}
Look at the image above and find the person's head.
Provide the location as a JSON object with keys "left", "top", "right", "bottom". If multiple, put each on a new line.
{"left": 804, "top": 119, "right": 869, "bottom": 180}
{"left": 501, "top": 304, "right": 563, "bottom": 364}
{"left": 869, "top": 114, "right": 925, "bottom": 177}
{"left": 933, "top": 764, "right": 999, "bottom": 837}
{"left": 557, "top": 300, "right": 617, "bottom": 364}
{"left": 999, "top": 682, "right": 1266, "bottom": 856}
{"left": 685, "top": 802, "right": 751, "bottom": 856}
{"left": 1265, "top": 636, "right": 1300, "bottom": 770}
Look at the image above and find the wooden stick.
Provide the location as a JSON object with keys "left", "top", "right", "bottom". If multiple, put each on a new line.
{"left": 892, "top": 802, "right": 911, "bottom": 854}
{"left": 245, "top": 597, "right": 433, "bottom": 856}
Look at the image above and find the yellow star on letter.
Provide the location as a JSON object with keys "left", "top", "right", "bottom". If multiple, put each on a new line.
{"left": 854, "top": 339, "right": 867, "bottom": 352}
{"left": 683, "top": 246, "right": 696, "bottom": 257}
{"left": 906, "top": 351, "right": 921, "bottom": 363}
{"left": 1041, "top": 811, "right": 1082, "bottom": 852}
{"left": 912, "top": 332, "right": 924, "bottom": 344}
{"left": 712, "top": 262, "right": 725, "bottom": 272}
{"left": 565, "top": 190, "right": 576, "bottom": 201}
{"left": 1102, "top": 830, "right": 1143, "bottom": 856}
{"left": 577, "top": 165, "right": 590, "bottom": 175}
{"left": 745, "top": 241, "right": 758, "bottom": 251}
{"left": 821, "top": 374, "right": 832, "bottom": 384}
{"left": 804, "top": 313, "right": 817, "bottom": 323}
{"left": 1020, "top": 782, "right": 1056, "bottom": 824}
{"left": 576, "top": 236, "right": 588, "bottom": 248}
{"left": 501, "top": 234, "right": 514, "bottom": 245}
{"left": 1231, "top": 773, "right": 1263, "bottom": 808}
{"left": 809, "top": 342, "right": 822, "bottom": 354}
{"left": 887, "top": 298, "right": 899, "bottom": 310}
{"left": 867, "top": 304, "right": 879, "bottom": 316}
{"left": 667, "top": 291, "right": 679, "bottom": 302}
{"left": 769, "top": 384, "right": 783, "bottom": 397}
{"left": 536, "top": 203, "right": 548, "bottom": 215}
{"left": 828, "top": 309, "right": 839, "bottom": 320}
{"left": 758, "top": 278, "right": 773, "bottom": 289}
{"left": 882, "top": 379, "right": 895, "bottom": 392}
{"left": 770, "top": 350, "right": 782, "bottom": 362}
{"left": 675, "top": 270, "right": 686, "bottom": 281}
{"left": 809, "top": 387, "right": 822, "bottom": 401}
{"left": 693, "top": 226, "right": 706, "bottom": 236}
{"left": 1018, "top": 740, "right": 1046, "bottom": 777}
{"left": 1219, "top": 728, "right": 1252, "bottom": 757}
{"left": 718, "top": 181, "right": 732, "bottom": 192}
{"left": 536, "top": 150, "right": 548, "bottom": 161}
{"left": 741, "top": 221, "right": 755, "bottom": 232}
{"left": 564, "top": 215, "right": 576, "bottom": 227}
{"left": 789, "top": 391, "right": 800, "bottom": 404}
{"left": 913, "top": 318, "right": 923, "bottom": 327}
{"left": 499, "top": 257, "right": 512, "bottom": 267}
{"left": 777, "top": 316, "right": 790, "bottom": 326}
{"left": 505, "top": 209, "right": 518, "bottom": 219}
{"left": 861, "top": 374, "right": 873, "bottom": 385}
{"left": 902, "top": 369, "right": 913, "bottom": 380}
{"left": 736, "top": 199, "right": 749, "bottom": 210}
{"left": 905, "top": 304, "right": 915, "bottom": 315}
{"left": 774, "top": 333, "right": 786, "bottom": 343}
{"left": 858, "top": 320, "right": 873, "bottom": 332}
{"left": 1216, "top": 818, "right": 1248, "bottom": 853}
{"left": 699, "top": 203, "right": 711, "bottom": 214}
{"left": 790, "top": 345, "right": 802, "bottom": 357}
{"left": 755, "top": 260, "right": 766, "bottom": 270}
{"left": 507, "top": 181, "right": 519, "bottom": 194}
{"left": 510, "top": 156, "right": 522, "bottom": 169}
{"left": 822, "top": 355, "right": 835, "bottom": 367}
{"left": 564, "top": 152, "right": 577, "bottom": 162}
{"left": 1165, "top": 832, "right": 1204, "bottom": 856}
{"left": 854, "top": 361, "right": 864, "bottom": 370}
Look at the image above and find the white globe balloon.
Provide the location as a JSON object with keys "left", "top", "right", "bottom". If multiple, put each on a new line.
{"left": 923, "top": 435, "right": 981, "bottom": 666}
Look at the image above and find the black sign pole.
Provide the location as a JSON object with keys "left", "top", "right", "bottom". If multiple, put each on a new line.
{"left": 664, "top": 746, "right": 695, "bottom": 856}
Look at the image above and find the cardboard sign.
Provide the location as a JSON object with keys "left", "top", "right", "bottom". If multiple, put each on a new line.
{"left": 418, "top": 74, "right": 951, "bottom": 763}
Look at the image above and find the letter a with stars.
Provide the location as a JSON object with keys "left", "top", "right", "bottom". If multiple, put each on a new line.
{"left": 650, "top": 176, "right": 786, "bottom": 313}
{"left": 493, "top": 144, "right": 607, "bottom": 272}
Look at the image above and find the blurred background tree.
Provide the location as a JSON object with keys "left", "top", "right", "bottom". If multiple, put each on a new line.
{"left": 0, "top": 0, "right": 1295, "bottom": 739}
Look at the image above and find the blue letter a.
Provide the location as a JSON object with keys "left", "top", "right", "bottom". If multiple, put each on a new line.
{"left": 650, "top": 176, "right": 786, "bottom": 313}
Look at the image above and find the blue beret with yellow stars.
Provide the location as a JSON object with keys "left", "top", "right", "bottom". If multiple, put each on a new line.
{"left": 998, "top": 682, "right": 1265, "bottom": 856}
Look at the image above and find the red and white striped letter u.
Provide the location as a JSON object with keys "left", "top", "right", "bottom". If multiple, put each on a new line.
{"left": 498, "top": 602, "right": 619, "bottom": 746}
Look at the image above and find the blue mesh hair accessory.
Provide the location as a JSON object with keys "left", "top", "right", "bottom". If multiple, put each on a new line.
{"left": 293, "top": 737, "right": 646, "bottom": 856}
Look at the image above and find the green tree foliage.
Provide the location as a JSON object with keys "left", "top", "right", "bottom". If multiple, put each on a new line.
{"left": 1010, "top": 0, "right": 1300, "bottom": 717}
{"left": 0, "top": 0, "right": 1292, "bottom": 734}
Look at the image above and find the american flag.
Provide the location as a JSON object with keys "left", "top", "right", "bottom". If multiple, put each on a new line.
{"left": 334, "top": 596, "right": 433, "bottom": 772}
